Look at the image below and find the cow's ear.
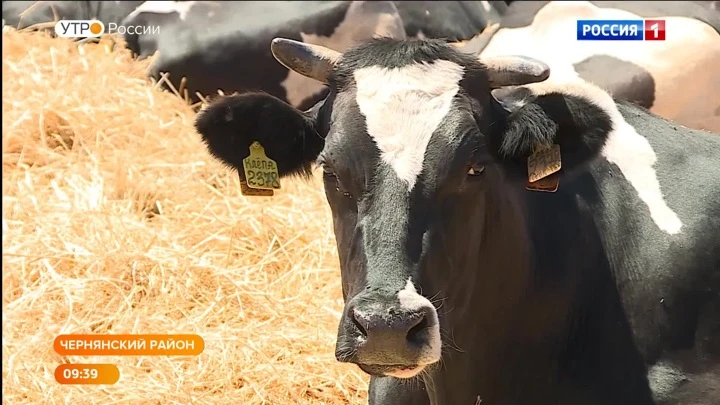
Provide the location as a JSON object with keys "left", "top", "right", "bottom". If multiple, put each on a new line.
{"left": 195, "top": 92, "right": 325, "bottom": 179}
{"left": 487, "top": 86, "right": 613, "bottom": 181}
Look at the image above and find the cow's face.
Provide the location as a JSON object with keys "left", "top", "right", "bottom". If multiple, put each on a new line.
{"left": 195, "top": 37, "right": 550, "bottom": 379}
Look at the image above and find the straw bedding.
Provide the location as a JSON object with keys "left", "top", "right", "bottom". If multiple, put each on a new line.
{"left": 2, "top": 29, "right": 369, "bottom": 404}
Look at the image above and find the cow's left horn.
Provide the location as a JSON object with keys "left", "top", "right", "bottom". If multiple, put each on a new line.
{"left": 481, "top": 56, "right": 550, "bottom": 88}
{"left": 270, "top": 38, "right": 341, "bottom": 84}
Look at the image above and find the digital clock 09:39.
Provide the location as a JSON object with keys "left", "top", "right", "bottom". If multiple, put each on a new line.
{"left": 65, "top": 367, "right": 98, "bottom": 379}
{"left": 54, "top": 364, "right": 120, "bottom": 385}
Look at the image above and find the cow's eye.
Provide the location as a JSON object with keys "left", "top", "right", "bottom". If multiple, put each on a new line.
{"left": 321, "top": 163, "right": 336, "bottom": 176}
{"left": 467, "top": 164, "right": 485, "bottom": 176}
{"left": 315, "top": 157, "right": 335, "bottom": 176}
{"left": 319, "top": 162, "right": 352, "bottom": 199}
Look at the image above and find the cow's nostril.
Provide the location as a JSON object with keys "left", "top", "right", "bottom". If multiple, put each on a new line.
{"left": 352, "top": 309, "right": 368, "bottom": 337}
{"left": 406, "top": 315, "right": 429, "bottom": 345}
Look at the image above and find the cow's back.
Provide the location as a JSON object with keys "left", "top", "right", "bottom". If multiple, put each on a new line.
{"left": 392, "top": 1, "right": 508, "bottom": 41}
{"left": 478, "top": 1, "right": 720, "bottom": 133}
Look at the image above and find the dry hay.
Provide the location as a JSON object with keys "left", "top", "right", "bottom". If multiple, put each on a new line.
{"left": 2, "top": 29, "right": 369, "bottom": 404}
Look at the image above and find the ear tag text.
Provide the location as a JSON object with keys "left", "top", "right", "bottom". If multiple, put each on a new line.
{"left": 526, "top": 143, "right": 561, "bottom": 193}
{"left": 241, "top": 141, "right": 281, "bottom": 197}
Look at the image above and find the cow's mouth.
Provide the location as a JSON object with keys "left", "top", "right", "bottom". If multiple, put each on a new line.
{"left": 357, "top": 363, "right": 426, "bottom": 379}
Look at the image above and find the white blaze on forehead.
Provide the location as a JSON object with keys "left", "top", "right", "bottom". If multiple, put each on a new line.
{"left": 354, "top": 60, "right": 465, "bottom": 191}
{"left": 526, "top": 79, "right": 683, "bottom": 235}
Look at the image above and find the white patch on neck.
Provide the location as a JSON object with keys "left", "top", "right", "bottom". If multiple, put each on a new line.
{"left": 354, "top": 60, "right": 464, "bottom": 191}
{"left": 128, "top": 1, "right": 199, "bottom": 21}
{"left": 481, "top": 1, "right": 492, "bottom": 12}
{"left": 525, "top": 79, "right": 683, "bottom": 235}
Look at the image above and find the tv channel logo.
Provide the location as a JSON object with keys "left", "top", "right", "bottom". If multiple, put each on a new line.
{"left": 577, "top": 19, "right": 666, "bottom": 41}
{"left": 54, "top": 20, "right": 105, "bottom": 38}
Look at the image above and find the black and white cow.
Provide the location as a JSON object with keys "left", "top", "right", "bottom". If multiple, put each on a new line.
{"left": 194, "top": 33, "right": 720, "bottom": 404}
{"left": 120, "top": 1, "right": 406, "bottom": 110}
{"left": 461, "top": 1, "right": 720, "bottom": 133}
{"left": 2, "top": 0, "right": 143, "bottom": 30}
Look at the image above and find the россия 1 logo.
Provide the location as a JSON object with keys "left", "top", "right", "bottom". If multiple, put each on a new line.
{"left": 577, "top": 19, "right": 666, "bottom": 41}
{"left": 55, "top": 20, "right": 105, "bottom": 38}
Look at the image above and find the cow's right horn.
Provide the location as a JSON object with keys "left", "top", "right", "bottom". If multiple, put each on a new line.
{"left": 270, "top": 38, "right": 342, "bottom": 84}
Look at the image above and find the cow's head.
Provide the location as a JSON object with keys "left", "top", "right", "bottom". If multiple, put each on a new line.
{"left": 196, "top": 37, "right": 611, "bottom": 379}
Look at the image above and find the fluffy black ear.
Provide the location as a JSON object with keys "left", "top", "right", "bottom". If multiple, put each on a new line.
{"left": 487, "top": 86, "right": 613, "bottom": 181}
{"left": 194, "top": 92, "right": 326, "bottom": 179}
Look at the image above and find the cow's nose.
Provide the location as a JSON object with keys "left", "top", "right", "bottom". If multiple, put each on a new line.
{"left": 338, "top": 299, "right": 440, "bottom": 374}
{"left": 335, "top": 285, "right": 442, "bottom": 378}
{"left": 352, "top": 306, "right": 428, "bottom": 345}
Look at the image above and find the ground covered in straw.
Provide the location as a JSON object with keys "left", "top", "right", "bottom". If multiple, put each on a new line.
{"left": 2, "top": 29, "right": 369, "bottom": 404}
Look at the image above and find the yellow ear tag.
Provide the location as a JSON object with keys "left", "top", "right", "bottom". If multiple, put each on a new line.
{"left": 240, "top": 141, "right": 281, "bottom": 197}
{"left": 526, "top": 143, "right": 561, "bottom": 193}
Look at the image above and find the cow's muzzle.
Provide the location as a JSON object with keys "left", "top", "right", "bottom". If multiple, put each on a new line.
{"left": 334, "top": 282, "right": 441, "bottom": 379}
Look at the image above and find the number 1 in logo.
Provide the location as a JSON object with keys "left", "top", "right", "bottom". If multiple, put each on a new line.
{"left": 644, "top": 19, "right": 665, "bottom": 41}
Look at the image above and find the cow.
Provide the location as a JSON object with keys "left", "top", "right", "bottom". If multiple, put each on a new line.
{"left": 120, "top": 1, "right": 406, "bottom": 110}
{"left": 462, "top": 1, "right": 720, "bottom": 133}
{"left": 2, "top": 0, "right": 143, "bottom": 30}
{"left": 193, "top": 33, "right": 720, "bottom": 404}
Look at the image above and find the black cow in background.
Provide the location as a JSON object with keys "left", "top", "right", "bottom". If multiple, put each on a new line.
{"left": 118, "top": 1, "right": 510, "bottom": 107}
{"left": 119, "top": 1, "right": 407, "bottom": 110}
